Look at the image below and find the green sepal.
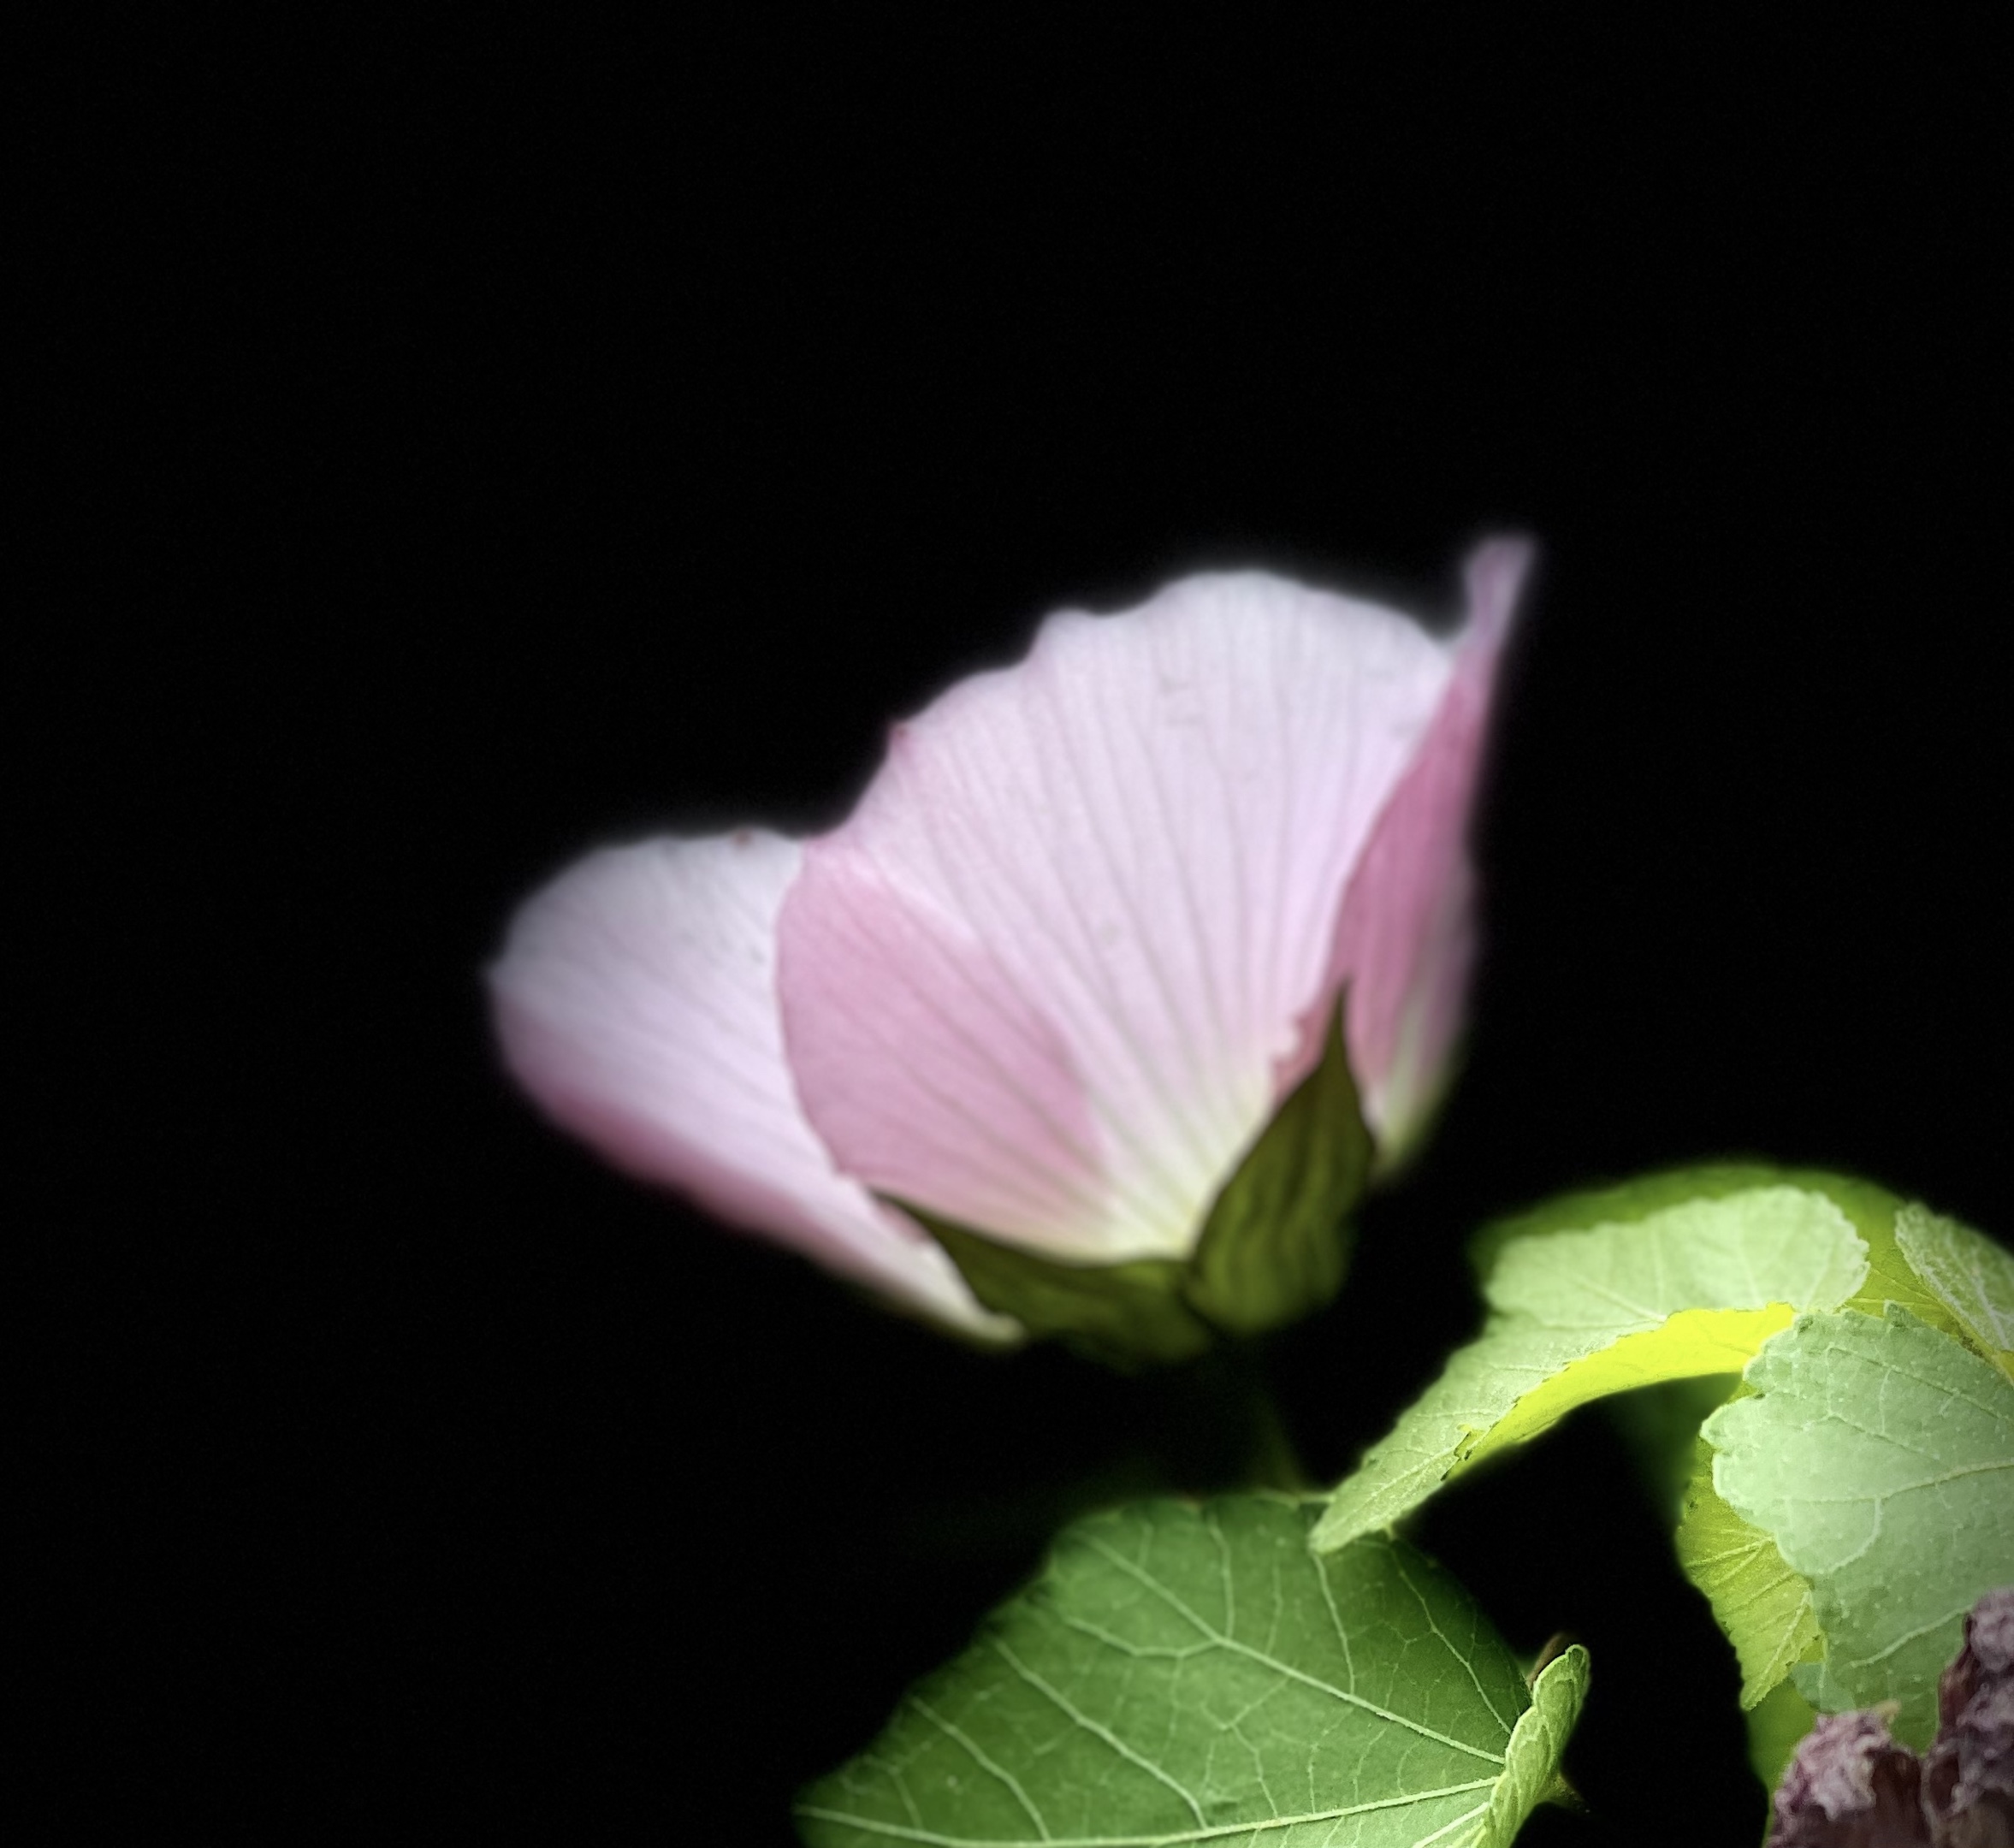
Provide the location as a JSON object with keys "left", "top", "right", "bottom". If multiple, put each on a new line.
{"left": 904, "top": 1210, "right": 1214, "bottom": 1367}
{"left": 902, "top": 996, "right": 1372, "bottom": 1365}
{"left": 1183, "top": 992, "right": 1371, "bottom": 1336}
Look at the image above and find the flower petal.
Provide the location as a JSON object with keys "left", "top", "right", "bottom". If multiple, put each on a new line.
{"left": 777, "top": 570, "right": 1470, "bottom": 1262}
{"left": 1321, "top": 538, "right": 1531, "bottom": 1155}
{"left": 489, "top": 831, "right": 1015, "bottom": 1337}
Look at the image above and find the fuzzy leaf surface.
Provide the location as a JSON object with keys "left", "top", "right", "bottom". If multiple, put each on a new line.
{"left": 1314, "top": 1181, "right": 1868, "bottom": 1551}
{"left": 1704, "top": 1306, "right": 2014, "bottom": 1746}
{"left": 1893, "top": 1204, "right": 2014, "bottom": 1371}
{"left": 1672, "top": 1436, "right": 1821, "bottom": 1709}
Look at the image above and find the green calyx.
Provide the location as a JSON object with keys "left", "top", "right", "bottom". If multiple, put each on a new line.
{"left": 898, "top": 996, "right": 1372, "bottom": 1367}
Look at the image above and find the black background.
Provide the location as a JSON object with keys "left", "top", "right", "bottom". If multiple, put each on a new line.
{"left": 33, "top": 15, "right": 2011, "bottom": 1843}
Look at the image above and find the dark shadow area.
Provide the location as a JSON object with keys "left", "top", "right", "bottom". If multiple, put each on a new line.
{"left": 32, "top": 15, "right": 2010, "bottom": 1843}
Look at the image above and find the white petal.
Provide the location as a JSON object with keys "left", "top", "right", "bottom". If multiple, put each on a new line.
{"left": 778, "top": 572, "right": 1460, "bottom": 1262}
{"left": 489, "top": 830, "right": 1016, "bottom": 1338}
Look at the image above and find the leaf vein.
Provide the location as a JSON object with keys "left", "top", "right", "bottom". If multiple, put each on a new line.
{"left": 796, "top": 1779, "right": 1500, "bottom": 1847}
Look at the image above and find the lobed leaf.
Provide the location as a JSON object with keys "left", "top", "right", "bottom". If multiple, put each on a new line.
{"left": 1671, "top": 1435, "right": 1821, "bottom": 1710}
{"left": 1703, "top": 1306, "right": 2014, "bottom": 1746}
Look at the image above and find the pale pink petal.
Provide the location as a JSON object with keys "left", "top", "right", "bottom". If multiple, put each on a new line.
{"left": 777, "top": 572, "right": 1465, "bottom": 1263}
{"left": 1322, "top": 538, "right": 1531, "bottom": 1155}
{"left": 488, "top": 831, "right": 1016, "bottom": 1338}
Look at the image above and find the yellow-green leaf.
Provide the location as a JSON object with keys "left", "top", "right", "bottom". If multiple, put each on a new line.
{"left": 1893, "top": 1202, "right": 2014, "bottom": 1371}
{"left": 1314, "top": 1178, "right": 1869, "bottom": 1552}
{"left": 1671, "top": 1436, "right": 1820, "bottom": 1709}
{"left": 1705, "top": 1306, "right": 2014, "bottom": 1745}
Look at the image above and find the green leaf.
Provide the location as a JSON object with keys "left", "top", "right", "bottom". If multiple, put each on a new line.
{"left": 1184, "top": 995, "right": 1371, "bottom": 1338}
{"left": 797, "top": 1496, "right": 1588, "bottom": 1848}
{"left": 1671, "top": 1436, "right": 1821, "bottom": 1709}
{"left": 1840, "top": 1197, "right": 1973, "bottom": 1339}
{"left": 1703, "top": 1306, "right": 2014, "bottom": 1746}
{"left": 1313, "top": 1179, "right": 1869, "bottom": 1552}
{"left": 1466, "top": 1164, "right": 1898, "bottom": 1290}
{"left": 1741, "top": 1677, "right": 1818, "bottom": 1794}
{"left": 1484, "top": 1650, "right": 1591, "bottom": 1847}
{"left": 1893, "top": 1202, "right": 2014, "bottom": 1369}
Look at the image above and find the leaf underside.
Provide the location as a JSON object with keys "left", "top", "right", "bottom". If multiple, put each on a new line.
{"left": 1313, "top": 1180, "right": 1869, "bottom": 1551}
{"left": 797, "top": 1496, "right": 1587, "bottom": 1848}
{"left": 1704, "top": 1306, "right": 2014, "bottom": 1747}
{"left": 1671, "top": 1435, "right": 1820, "bottom": 1709}
{"left": 1308, "top": 1166, "right": 2014, "bottom": 1781}
{"left": 1892, "top": 1202, "right": 2014, "bottom": 1369}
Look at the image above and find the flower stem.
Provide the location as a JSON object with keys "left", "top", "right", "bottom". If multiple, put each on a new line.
{"left": 1150, "top": 1340, "right": 1312, "bottom": 1496}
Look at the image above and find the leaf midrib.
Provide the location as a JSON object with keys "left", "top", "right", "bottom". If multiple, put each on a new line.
{"left": 1081, "top": 1536, "right": 1509, "bottom": 1767}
